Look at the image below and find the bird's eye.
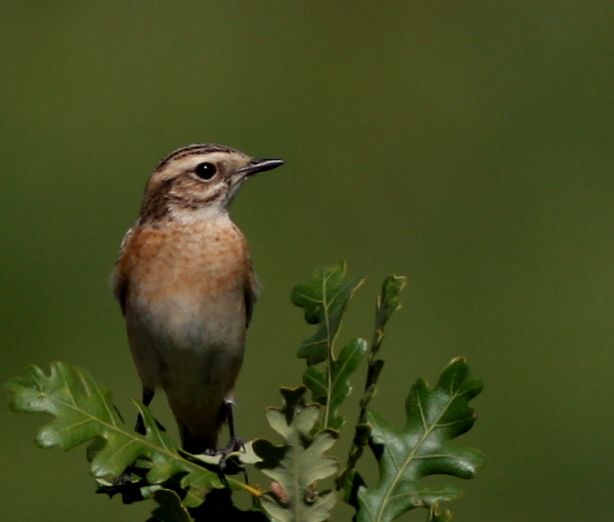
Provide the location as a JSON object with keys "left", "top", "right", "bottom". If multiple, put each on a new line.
{"left": 194, "top": 162, "right": 217, "bottom": 181}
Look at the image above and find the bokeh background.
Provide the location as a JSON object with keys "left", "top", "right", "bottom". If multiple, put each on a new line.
{"left": 1, "top": 2, "right": 612, "bottom": 521}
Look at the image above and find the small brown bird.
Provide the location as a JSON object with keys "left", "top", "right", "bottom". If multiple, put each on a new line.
{"left": 112, "top": 144, "right": 284, "bottom": 454}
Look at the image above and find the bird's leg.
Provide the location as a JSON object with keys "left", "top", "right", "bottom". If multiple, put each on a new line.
{"left": 223, "top": 399, "right": 244, "bottom": 453}
{"left": 226, "top": 401, "right": 249, "bottom": 483}
{"left": 134, "top": 387, "right": 154, "bottom": 435}
{"left": 215, "top": 400, "right": 245, "bottom": 469}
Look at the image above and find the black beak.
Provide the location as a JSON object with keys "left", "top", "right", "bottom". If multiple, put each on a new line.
{"left": 237, "top": 158, "right": 285, "bottom": 176}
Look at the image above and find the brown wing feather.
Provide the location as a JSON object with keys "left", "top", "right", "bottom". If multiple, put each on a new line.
{"left": 244, "top": 265, "right": 260, "bottom": 327}
{"left": 112, "top": 225, "right": 136, "bottom": 316}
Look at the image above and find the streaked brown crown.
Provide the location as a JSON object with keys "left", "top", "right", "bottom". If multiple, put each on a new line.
{"left": 154, "top": 144, "right": 239, "bottom": 172}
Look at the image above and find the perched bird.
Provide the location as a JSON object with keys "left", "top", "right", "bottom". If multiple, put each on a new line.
{"left": 112, "top": 144, "right": 284, "bottom": 454}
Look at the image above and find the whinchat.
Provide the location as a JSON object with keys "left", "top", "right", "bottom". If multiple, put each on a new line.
{"left": 112, "top": 144, "right": 284, "bottom": 454}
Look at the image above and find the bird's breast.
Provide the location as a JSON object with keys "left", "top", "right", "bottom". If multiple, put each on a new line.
{"left": 119, "top": 219, "right": 250, "bottom": 353}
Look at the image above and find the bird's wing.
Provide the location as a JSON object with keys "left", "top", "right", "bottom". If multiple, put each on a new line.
{"left": 244, "top": 264, "right": 261, "bottom": 327}
{"left": 111, "top": 225, "right": 135, "bottom": 316}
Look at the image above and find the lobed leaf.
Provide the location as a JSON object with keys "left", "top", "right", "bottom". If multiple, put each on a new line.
{"left": 291, "top": 262, "right": 364, "bottom": 365}
{"left": 338, "top": 274, "right": 407, "bottom": 500}
{"left": 146, "top": 488, "right": 192, "bottom": 522}
{"left": 372, "top": 275, "right": 408, "bottom": 354}
{"left": 292, "top": 263, "right": 366, "bottom": 432}
{"left": 303, "top": 337, "right": 368, "bottom": 430}
{"left": 253, "top": 387, "right": 339, "bottom": 522}
{"left": 356, "top": 358, "right": 484, "bottom": 522}
{"left": 4, "top": 362, "right": 250, "bottom": 509}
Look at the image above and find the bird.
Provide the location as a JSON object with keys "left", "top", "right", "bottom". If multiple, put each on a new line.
{"left": 112, "top": 143, "right": 284, "bottom": 455}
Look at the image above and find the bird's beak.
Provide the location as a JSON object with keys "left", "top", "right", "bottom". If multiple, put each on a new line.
{"left": 236, "top": 158, "right": 285, "bottom": 177}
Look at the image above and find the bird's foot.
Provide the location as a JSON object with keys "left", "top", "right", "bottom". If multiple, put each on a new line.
{"left": 223, "top": 437, "right": 245, "bottom": 455}
{"left": 203, "top": 437, "right": 244, "bottom": 456}
{"left": 208, "top": 438, "right": 245, "bottom": 470}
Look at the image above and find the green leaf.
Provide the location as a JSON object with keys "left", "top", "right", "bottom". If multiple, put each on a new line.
{"left": 356, "top": 358, "right": 484, "bottom": 522}
{"left": 7, "top": 362, "right": 124, "bottom": 452}
{"left": 253, "top": 387, "right": 339, "bottom": 522}
{"left": 303, "top": 337, "right": 368, "bottom": 430}
{"left": 372, "top": 274, "right": 408, "bottom": 354}
{"left": 4, "top": 362, "right": 251, "bottom": 508}
{"left": 291, "top": 262, "right": 364, "bottom": 365}
{"left": 338, "top": 274, "right": 407, "bottom": 499}
{"left": 147, "top": 488, "right": 193, "bottom": 522}
{"left": 292, "top": 263, "right": 365, "bottom": 431}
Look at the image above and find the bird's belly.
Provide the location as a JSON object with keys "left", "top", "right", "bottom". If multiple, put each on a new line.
{"left": 126, "top": 289, "right": 246, "bottom": 444}
{"left": 126, "top": 286, "right": 246, "bottom": 392}
{"left": 138, "top": 289, "right": 245, "bottom": 350}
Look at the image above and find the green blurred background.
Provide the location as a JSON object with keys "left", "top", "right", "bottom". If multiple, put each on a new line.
{"left": 1, "top": 2, "right": 612, "bottom": 520}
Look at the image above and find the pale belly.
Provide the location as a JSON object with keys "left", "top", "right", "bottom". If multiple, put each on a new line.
{"left": 125, "top": 282, "right": 248, "bottom": 441}
{"left": 128, "top": 288, "right": 245, "bottom": 376}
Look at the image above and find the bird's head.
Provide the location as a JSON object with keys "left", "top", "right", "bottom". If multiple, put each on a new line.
{"left": 139, "top": 144, "right": 284, "bottom": 222}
